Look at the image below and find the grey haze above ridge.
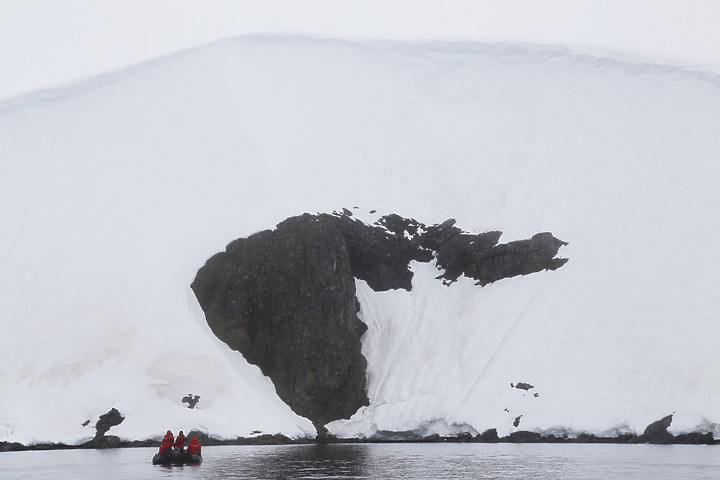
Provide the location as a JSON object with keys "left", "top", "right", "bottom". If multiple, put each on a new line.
{"left": 2, "top": 34, "right": 720, "bottom": 115}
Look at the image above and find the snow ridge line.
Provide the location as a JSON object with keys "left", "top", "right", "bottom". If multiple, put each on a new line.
{"left": 2, "top": 34, "right": 720, "bottom": 116}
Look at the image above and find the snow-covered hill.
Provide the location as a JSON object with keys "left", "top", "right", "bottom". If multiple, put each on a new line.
{"left": 1, "top": 35, "right": 719, "bottom": 445}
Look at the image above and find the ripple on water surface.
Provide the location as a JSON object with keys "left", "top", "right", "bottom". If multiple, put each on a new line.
{"left": 0, "top": 443, "right": 718, "bottom": 479}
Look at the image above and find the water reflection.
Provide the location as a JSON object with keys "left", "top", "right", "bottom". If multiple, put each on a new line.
{"left": 0, "top": 443, "right": 717, "bottom": 479}
{"left": 212, "top": 444, "right": 371, "bottom": 479}
{"left": 200, "top": 443, "right": 719, "bottom": 480}
{"left": 203, "top": 443, "right": 572, "bottom": 480}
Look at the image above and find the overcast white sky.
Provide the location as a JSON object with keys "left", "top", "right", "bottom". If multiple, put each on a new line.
{"left": 2, "top": 0, "right": 720, "bottom": 100}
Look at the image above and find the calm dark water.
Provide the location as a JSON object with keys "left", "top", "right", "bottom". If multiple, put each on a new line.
{"left": 1, "top": 443, "right": 718, "bottom": 480}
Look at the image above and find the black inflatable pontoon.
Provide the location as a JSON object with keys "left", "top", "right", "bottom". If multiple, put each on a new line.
{"left": 152, "top": 449, "right": 202, "bottom": 465}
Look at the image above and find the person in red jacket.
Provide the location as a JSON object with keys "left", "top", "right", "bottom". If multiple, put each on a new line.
{"left": 187, "top": 437, "right": 201, "bottom": 455}
{"left": 175, "top": 430, "right": 187, "bottom": 451}
{"left": 158, "top": 430, "right": 174, "bottom": 455}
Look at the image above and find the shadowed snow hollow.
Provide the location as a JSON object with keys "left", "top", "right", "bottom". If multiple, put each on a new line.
{"left": 1, "top": 35, "right": 719, "bottom": 443}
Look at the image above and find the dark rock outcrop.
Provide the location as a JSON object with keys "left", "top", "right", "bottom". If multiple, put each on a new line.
{"left": 479, "top": 428, "right": 500, "bottom": 442}
{"left": 83, "top": 408, "right": 125, "bottom": 448}
{"left": 0, "top": 442, "right": 26, "bottom": 452}
{"left": 422, "top": 223, "right": 568, "bottom": 286}
{"left": 191, "top": 210, "right": 568, "bottom": 426}
{"left": 94, "top": 408, "right": 124, "bottom": 438}
{"left": 632, "top": 414, "right": 675, "bottom": 444}
{"left": 321, "top": 213, "right": 568, "bottom": 289}
{"left": 514, "top": 382, "right": 534, "bottom": 391}
{"left": 507, "top": 430, "right": 543, "bottom": 443}
{"left": 513, "top": 415, "right": 523, "bottom": 427}
{"left": 319, "top": 213, "right": 432, "bottom": 291}
{"left": 182, "top": 393, "right": 200, "bottom": 409}
{"left": 192, "top": 214, "right": 369, "bottom": 425}
{"left": 673, "top": 432, "right": 715, "bottom": 445}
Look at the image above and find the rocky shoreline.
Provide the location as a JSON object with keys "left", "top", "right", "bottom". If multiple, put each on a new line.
{"left": 2, "top": 415, "right": 716, "bottom": 452}
{"left": 2, "top": 430, "right": 716, "bottom": 453}
{"left": 0, "top": 431, "right": 313, "bottom": 452}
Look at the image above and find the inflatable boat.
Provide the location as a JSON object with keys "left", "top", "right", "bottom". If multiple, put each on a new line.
{"left": 152, "top": 449, "right": 202, "bottom": 465}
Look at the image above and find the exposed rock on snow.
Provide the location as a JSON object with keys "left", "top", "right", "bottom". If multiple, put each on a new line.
{"left": 84, "top": 408, "right": 125, "bottom": 448}
{"left": 321, "top": 212, "right": 433, "bottom": 291}
{"left": 323, "top": 213, "right": 568, "bottom": 291}
{"left": 420, "top": 222, "right": 567, "bottom": 286}
{"left": 513, "top": 382, "right": 535, "bottom": 391}
{"left": 94, "top": 408, "right": 124, "bottom": 437}
{"left": 181, "top": 394, "right": 201, "bottom": 409}
{"left": 192, "top": 210, "right": 567, "bottom": 426}
{"left": 192, "top": 214, "right": 370, "bottom": 426}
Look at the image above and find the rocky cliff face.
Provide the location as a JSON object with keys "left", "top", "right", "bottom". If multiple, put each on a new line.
{"left": 192, "top": 214, "right": 368, "bottom": 427}
{"left": 191, "top": 210, "right": 568, "bottom": 428}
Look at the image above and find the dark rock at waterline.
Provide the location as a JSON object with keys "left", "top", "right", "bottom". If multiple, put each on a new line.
{"left": 496, "top": 414, "right": 715, "bottom": 445}
{"left": 479, "top": 428, "right": 500, "bottom": 443}
{"left": 457, "top": 431, "right": 475, "bottom": 442}
{"left": 85, "top": 435, "right": 123, "bottom": 449}
{"left": 2, "top": 423, "right": 717, "bottom": 451}
{"left": 184, "top": 430, "right": 211, "bottom": 445}
{"left": 642, "top": 414, "right": 673, "bottom": 436}
{"left": 184, "top": 430, "right": 310, "bottom": 446}
{"left": 0, "top": 441, "right": 25, "bottom": 452}
{"left": 79, "top": 408, "right": 126, "bottom": 448}
{"left": 506, "top": 431, "right": 544, "bottom": 443}
{"left": 315, "top": 424, "right": 333, "bottom": 444}
{"left": 191, "top": 210, "right": 568, "bottom": 426}
{"left": 632, "top": 414, "right": 675, "bottom": 444}
{"left": 370, "top": 430, "right": 430, "bottom": 442}
{"left": 631, "top": 413, "right": 715, "bottom": 445}
{"left": 673, "top": 432, "right": 716, "bottom": 445}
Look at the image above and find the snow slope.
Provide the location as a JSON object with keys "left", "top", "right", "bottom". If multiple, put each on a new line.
{"left": 1, "top": 35, "right": 719, "bottom": 444}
